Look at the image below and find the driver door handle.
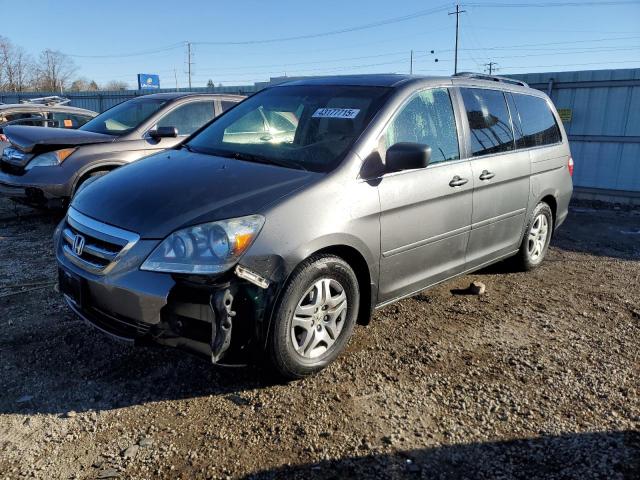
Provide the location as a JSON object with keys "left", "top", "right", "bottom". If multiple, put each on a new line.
{"left": 449, "top": 176, "right": 469, "bottom": 187}
{"left": 479, "top": 170, "right": 495, "bottom": 180}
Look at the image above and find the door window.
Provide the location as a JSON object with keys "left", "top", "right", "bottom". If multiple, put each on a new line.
{"left": 512, "top": 93, "right": 562, "bottom": 148}
{"left": 382, "top": 88, "right": 459, "bottom": 164}
{"left": 49, "top": 111, "right": 93, "bottom": 128}
{"left": 460, "top": 88, "right": 515, "bottom": 157}
{"left": 220, "top": 100, "right": 239, "bottom": 112}
{"left": 156, "top": 101, "right": 216, "bottom": 136}
{"left": 2, "top": 111, "right": 45, "bottom": 126}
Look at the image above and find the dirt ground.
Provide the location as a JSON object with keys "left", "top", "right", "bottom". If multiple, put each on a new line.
{"left": 0, "top": 197, "right": 638, "bottom": 480}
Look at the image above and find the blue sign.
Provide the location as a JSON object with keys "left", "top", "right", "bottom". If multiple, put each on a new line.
{"left": 137, "top": 74, "right": 160, "bottom": 90}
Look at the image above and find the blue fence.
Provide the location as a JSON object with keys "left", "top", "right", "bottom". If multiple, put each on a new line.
{"left": 0, "top": 85, "right": 259, "bottom": 114}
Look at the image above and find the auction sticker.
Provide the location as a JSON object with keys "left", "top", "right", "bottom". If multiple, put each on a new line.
{"left": 312, "top": 108, "right": 360, "bottom": 119}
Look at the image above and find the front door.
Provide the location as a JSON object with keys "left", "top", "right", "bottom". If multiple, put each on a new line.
{"left": 458, "top": 88, "right": 530, "bottom": 269}
{"left": 377, "top": 87, "right": 473, "bottom": 304}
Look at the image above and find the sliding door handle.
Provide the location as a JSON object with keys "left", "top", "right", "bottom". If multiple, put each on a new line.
{"left": 449, "top": 176, "right": 469, "bottom": 187}
{"left": 479, "top": 170, "right": 495, "bottom": 180}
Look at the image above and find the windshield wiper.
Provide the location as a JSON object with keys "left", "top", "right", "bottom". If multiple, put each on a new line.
{"left": 223, "top": 150, "right": 308, "bottom": 171}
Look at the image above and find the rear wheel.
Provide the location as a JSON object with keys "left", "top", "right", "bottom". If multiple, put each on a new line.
{"left": 267, "top": 254, "right": 359, "bottom": 379}
{"left": 514, "top": 201, "right": 553, "bottom": 271}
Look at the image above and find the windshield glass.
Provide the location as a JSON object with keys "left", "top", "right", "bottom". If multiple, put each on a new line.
{"left": 80, "top": 98, "right": 167, "bottom": 135}
{"left": 186, "top": 85, "right": 391, "bottom": 172}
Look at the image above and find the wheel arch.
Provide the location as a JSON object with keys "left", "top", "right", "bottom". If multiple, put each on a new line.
{"left": 72, "top": 162, "right": 124, "bottom": 196}
{"left": 539, "top": 194, "right": 557, "bottom": 227}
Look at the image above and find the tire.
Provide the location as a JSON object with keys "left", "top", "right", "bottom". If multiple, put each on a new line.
{"left": 514, "top": 201, "right": 553, "bottom": 271}
{"left": 267, "top": 254, "right": 360, "bottom": 380}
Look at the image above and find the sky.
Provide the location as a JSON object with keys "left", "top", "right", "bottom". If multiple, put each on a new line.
{"left": 1, "top": 0, "right": 639, "bottom": 88}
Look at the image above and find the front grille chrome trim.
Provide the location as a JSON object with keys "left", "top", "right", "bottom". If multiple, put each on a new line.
{"left": 62, "top": 207, "right": 140, "bottom": 275}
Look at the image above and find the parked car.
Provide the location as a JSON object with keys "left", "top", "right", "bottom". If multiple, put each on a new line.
{"left": 0, "top": 96, "right": 97, "bottom": 153}
{"left": 54, "top": 73, "right": 573, "bottom": 379}
{"left": 0, "top": 92, "right": 244, "bottom": 208}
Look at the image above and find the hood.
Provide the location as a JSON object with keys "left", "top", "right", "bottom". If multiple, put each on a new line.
{"left": 5, "top": 125, "right": 115, "bottom": 153}
{"left": 72, "top": 149, "right": 318, "bottom": 238}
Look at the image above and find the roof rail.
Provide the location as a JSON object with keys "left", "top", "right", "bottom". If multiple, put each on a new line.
{"left": 453, "top": 72, "right": 528, "bottom": 87}
{"left": 19, "top": 96, "right": 71, "bottom": 106}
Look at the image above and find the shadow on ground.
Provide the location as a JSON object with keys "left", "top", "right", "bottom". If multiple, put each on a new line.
{"left": 243, "top": 430, "right": 640, "bottom": 479}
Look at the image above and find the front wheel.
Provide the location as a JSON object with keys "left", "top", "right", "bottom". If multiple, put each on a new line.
{"left": 267, "top": 254, "right": 360, "bottom": 379}
{"left": 514, "top": 202, "right": 553, "bottom": 271}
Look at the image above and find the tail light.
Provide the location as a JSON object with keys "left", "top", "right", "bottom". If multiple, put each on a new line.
{"left": 0, "top": 134, "right": 7, "bottom": 143}
{"left": 568, "top": 156, "right": 574, "bottom": 177}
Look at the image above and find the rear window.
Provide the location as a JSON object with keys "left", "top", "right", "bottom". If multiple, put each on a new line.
{"left": 512, "top": 93, "right": 562, "bottom": 148}
{"left": 460, "top": 88, "right": 515, "bottom": 157}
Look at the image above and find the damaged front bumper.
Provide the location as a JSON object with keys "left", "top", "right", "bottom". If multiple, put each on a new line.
{"left": 54, "top": 214, "right": 277, "bottom": 364}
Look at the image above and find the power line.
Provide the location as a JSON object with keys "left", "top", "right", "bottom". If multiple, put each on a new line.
{"left": 193, "top": 5, "right": 452, "bottom": 46}
{"left": 466, "top": 1, "right": 640, "bottom": 7}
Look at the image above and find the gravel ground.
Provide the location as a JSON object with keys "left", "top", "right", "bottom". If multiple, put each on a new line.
{"left": 0, "top": 198, "right": 638, "bottom": 479}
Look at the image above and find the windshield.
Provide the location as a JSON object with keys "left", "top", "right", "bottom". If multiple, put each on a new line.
{"left": 80, "top": 98, "right": 167, "bottom": 135}
{"left": 186, "top": 85, "right": 391, "bottom": 172}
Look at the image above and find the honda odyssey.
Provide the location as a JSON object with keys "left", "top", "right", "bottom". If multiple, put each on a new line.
{"left": 54, "top": 73, "right": 573, "bottom": 379}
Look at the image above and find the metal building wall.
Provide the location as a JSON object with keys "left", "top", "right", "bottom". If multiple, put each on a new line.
{"left": 510, "top": 68, "right": 640, "bottom": 201}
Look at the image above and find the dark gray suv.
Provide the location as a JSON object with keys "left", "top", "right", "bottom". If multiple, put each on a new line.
{"left": 0, "top": 92, "right": 244, "bottom": 208}
{"left": 54, "top": 74, "right": 573, "bottom": 379}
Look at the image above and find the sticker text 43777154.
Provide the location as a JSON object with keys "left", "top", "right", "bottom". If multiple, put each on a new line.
{"left": 312, "top": 108, "right": 360, "bottom": 119}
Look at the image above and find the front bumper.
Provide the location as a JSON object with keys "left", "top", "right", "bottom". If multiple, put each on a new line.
{"left": 0, "top": 166, "right": 73, "bottom": 207}
{"left": 54, "top": 216, "right": 274, "bottom": 363}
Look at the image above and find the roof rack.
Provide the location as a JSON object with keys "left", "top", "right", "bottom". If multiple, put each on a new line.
{"left": 453, "top": 72, "right": 528, "bottom": 87}
{"left": 19, "top": 96, "right": 71, "bottom": 106}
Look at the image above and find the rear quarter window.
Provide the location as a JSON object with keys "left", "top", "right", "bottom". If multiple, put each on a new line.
{"left": 512, "top": 93, "right": 562, "bottom": 148}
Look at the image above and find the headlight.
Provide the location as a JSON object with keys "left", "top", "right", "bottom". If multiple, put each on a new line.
{"left": 140, "top": 215, "right": 265, "bottom": 274}
{"left": 25, "top": 148, "right": 76, "bottom": 170}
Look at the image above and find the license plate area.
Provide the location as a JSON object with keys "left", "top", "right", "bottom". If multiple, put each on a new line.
{"left": 58, "top": 267, "right": 85, "bottom": 307}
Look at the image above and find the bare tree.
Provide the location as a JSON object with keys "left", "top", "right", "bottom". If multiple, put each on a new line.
{"left": 69, "top": 77, "right": 100, "bottom": 92}
{"left": 35, "top": 49, "right": 77, "bottom": 92}
{"left": 0, "top": 36, "right": 34, "bottom": 91}
{"left": 103, "top": 80, "right": 128, "bottom": 91}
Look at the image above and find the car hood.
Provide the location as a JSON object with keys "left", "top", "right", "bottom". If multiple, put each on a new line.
{"left": 4, "top": 125, "right": 116, "bottom": 153}
{"left": 71, "top": 149, "right": 319, "bottom": 239}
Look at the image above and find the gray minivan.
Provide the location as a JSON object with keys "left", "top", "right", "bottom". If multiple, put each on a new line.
{"left": 54, "top": 73, "right": 573, "bottom": 379}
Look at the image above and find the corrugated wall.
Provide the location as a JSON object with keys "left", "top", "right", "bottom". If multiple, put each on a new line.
{"left": 510, "top": 68, "right": 640, "bottom": 196}
{"left": 0, "top": 85, "right": 259, "bottom": 114}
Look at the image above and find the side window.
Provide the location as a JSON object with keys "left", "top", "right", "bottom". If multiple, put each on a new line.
{"left": 49, "top": 111, "right": 92, "bottom": 128}
{"left": 220, "top": 100, "right": 238, "bottom": 112}
{"left": 4, "top": 111, "right": 45, "bottom": 126}
{"left": 512, "top": 93, "right": 562, "bottom": 148}
{"left": 460, "top": 88, "right": 515, "bottom": 157}
{"left": 382, "top": 88, "right": 459, "bottom": 164}
{"left": 157, "top": 101, "right": 216, "bottom": 136}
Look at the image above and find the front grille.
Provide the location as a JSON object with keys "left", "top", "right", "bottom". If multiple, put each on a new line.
{"left": 62, "top": 207, "right": 139, "bottom": 274}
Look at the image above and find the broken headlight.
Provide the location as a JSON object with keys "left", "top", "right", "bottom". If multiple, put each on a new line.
{"left": 141, "top": 215, "right": 265, "bottom": 274}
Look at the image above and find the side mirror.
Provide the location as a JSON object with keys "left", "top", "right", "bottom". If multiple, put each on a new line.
{"left": 149, "top": 126, "right": 178, "bottom": 139}
{"left": 385, "top": 142, "right": 431, "bottom": 172}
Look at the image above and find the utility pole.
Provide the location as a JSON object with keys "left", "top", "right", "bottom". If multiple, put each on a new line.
{"left": 410, "top": 50, "right": 413, "bottom": 75}
{"left": 484, "top": 62, "right": 498, "bottom": 75}
{"left": 174, "top": 69, "right": 179, "bottom": 91}
{"left": 448, "top": 4, "right": 466, "bottom": 75}
{"left": 186, "top": 42, "right": 193, "bottom": 89}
